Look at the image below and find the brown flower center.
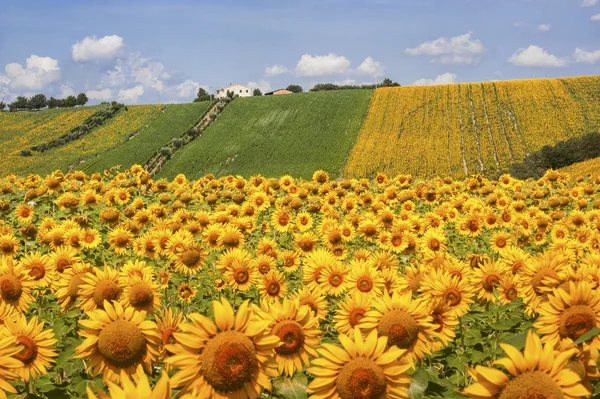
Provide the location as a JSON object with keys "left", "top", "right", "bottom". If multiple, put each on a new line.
{"left": 97, "top": 320, "right": 146, "bottom": 368}
{"left": 559, "top": 305, "right": 597, "bottom": 341}
{"left": 233, "top": 269, "right": 249, "bottom": 284}
{"left": 274, "top": 321, "right": 305, "bottom": 356}
{"left": 181, "top": 249, "right": 201, "bottom": 267}
{"left": 329, "top": 272, "right": 344, "bottom": 288}
{"left": 93, "top": 280, "right": 122, "bottom": 308}
{"left": 266, "top": 280, "right": 280, "bottom": 296}
{"left": 337, "top": 358, "right": 386, "bottom": 399}
{"left": 15, "top": 336, "right": 38, "bottom": 364}
{"left": 357, "top": 277, "right": 373, "bottom": 292}
{"left": 483, "top": 274, "right": 500, "bottom": 291}
{"left": 349, "top": 308, "right": 366, "bottom": 327}
{"left": 28, "top": 263, "right": 45, "bottom": 280}
{"left": 378, "top": 309, "right": 419, "bottom": 349}
{"left": 429, "top": 238, "right": 440, "bottom": 250}
{"left": 129, "top": 283, "right": 153, "bottom": 309}
{"left": 68, "top": 274, "right": 86, "bottom": 300}
{"left": 498, "top": 371, "right": 564, "bottom": 399}
{"left": 0, "top": 276, "right": 22, "bottom": 301}
{"left": 444, "top": 288, "right": 462, "bottom": 306}
{"left": 202, "top": 331, "right": 258, "bottom": 392}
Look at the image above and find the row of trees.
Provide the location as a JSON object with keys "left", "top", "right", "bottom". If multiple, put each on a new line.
{"left": 1, "top": 93, "right": 89, "bottom": 112}
{"left": 310, "top": 78, "right": 400, "bottom": 92}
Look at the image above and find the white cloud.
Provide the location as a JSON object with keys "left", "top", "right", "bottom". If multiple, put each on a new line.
{"left": 86, "top": 89, "right": 113, "bottom": 101}
{"left": 356, "top": 57, "right": 385, "bottom": 77}
{"left": 3, "top": 55, "right": 61, "bottom": 91}
{"left": 592, "top": 13, "right": 600, "bottom": 20}
{"left": 264, "top": 65, "right": 288, "bottom": 77}
{"left": 59, "top": 83, "right": 76, "bottom": 98}
{"left": 72, "top": 35, "right": 124, "bottom": 62}
{"left": 117, "top": 85, "right": 144, "bottom": 103}
{"left": 508, "top": 45, "right": 567, "bottom": 67}
{"left": 295, "top": 53, "right": 351, "bottom": 76}
{"left": 405, "top": 32, "right": 484, "bottom": 64}
{"left": 582, "top": 0, "right": 597, "bottom": 6}
{"left": 538, "top": 24, "right": 551, "bottom": 32}
{"left": 573, "top": 48, "right": 600, "bottom": 63}
{"left": 413, "top": 73, "right": 457, "bottom": 86}
{"left": 247, "top": 80, "right": 272, "bottom": 94}
{"left": 172, "top": 79, "right": 201, "bottom": 98}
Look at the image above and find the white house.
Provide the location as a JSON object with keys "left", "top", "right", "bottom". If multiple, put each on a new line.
{"left": 216, "top": 84, "right": 252, "bottom": 98}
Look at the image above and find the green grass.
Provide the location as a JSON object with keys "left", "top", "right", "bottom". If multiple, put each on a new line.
{"left": 82, "top": 102, "right": 213, "bottom": 173}
{"left": 157, "top": 90, "right": 373, "bottom": 180}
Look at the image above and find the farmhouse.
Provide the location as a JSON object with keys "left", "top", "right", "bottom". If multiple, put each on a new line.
{"left": 216, "top": 84, "right": 252, "bottom": 98}
{"left": 265, "top": 89, "right": 293, "bottom": 95}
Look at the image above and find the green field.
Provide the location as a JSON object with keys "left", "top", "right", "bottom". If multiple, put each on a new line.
{"left": 157, "top": 90, "right": 373, "bottom": 180}
{"left": 82, "top": 102, "right": 213, "bottom": 173}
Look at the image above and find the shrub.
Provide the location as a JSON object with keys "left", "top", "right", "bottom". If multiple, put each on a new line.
{"left": 20, "top": 150, "right": 32, "bottom": 157}
{"left": 172, "top": 138, "right": 184, "bottom": 149}
{"left": 160, "top": 147, "right": 173, "bottom": 158}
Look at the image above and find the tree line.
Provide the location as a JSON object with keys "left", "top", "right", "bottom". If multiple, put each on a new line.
{"left": 0, "top": 93, "right": 89, "bottom": 112}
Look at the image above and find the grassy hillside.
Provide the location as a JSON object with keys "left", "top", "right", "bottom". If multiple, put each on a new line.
{"left": 12, "top": 105, "right": 164, "bottom": 175}
{"left": 0, "top": 107, "right": 97, "bottom": 175}
{"left": 82, "top": 102, "right": 213, "bottom": 173}
{"left": 158, "top": 90, "right": 372, "bottom": 180}
{"left": 344, "top": 75, "right": 600, "bottom": 178}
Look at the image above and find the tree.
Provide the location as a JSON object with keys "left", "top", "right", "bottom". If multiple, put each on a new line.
{"left": 0, "top": 102, "right": 5, "bottom": 111}
{"left": 47, "top": 97, "right": 59, "bottom": 109}
{"left": 253, "top": 88, "right": 262, "bottom": 96}
{"left": 29, "top": 94, "right": 47, "bottom": 110}
{"left": 76, "top": 93, "right": 88, "bottom": 106}
{"left": 286, "top": 84, "right": 303, "bottom": 93}
{"left": 64, "top": 95, "right": 77, "bottom": 107}
{"left": 380, "top": 78, "right": 400, "bottom": 87}
{"left": 10, "top": 96, "right": 29, "bottom": 111}
{"left": 196, "top": 87, "right": 208, "bottom": 98}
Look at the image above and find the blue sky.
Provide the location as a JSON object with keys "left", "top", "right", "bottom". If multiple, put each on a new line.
{"left": 0, "top": 0, "right": 598, "bottom": 104}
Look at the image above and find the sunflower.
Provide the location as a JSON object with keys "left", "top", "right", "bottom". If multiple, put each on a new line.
{"left": 0, "top": 258, "right": 34, "bottom": 313}
{"left": 167, "top": 298, "right": 279, "bottom": 397}
{"left": 346, "top": 260, "right": 385, "bottom": 300}
{"left": 0, "top": 234, "right": 19, "bottom": 258}
{"left": 489, "top": 231, "right": 513, "bottom": 253}
{"left": 419, "top": 269, "right": 475, "bottom": 318}
{"left": 86, "top": 365, "right": 171, "bottom": 399}
{"left": 107, "top": 227, "right": 134, "bottom": 255}
{"left": 259, "top": 270, "right": 288, "bottom": 303}
{"left": 498, "top": 246, "right": 531, "bottom": 275}
{"left": 217, "top": 225, "right": 245, "bottom": 250}
{"left": 223, "top": 257, "right": 258, "bottom": 292}
{"left": 419, "top": 227, "right": 447, "bottom": 254}
{"left": 254, "top": 298, "right": 321, "bottom": 376}
{"left": 334, "top": 294, "right": 372, "bottom": 335}
{"left": 303, "top": 249, "right": 337, "bottom": 293}
{"left": 295, "top": 211, "right": 314, "bottom": 232}
{"left": 429, "top": 303, "right": 459, "bottom": 352}
{"left": 360, "top": 292, "right": 437, "bottom": 364}
{"left": 14, "top": 204, "right": 33, "bottom": 224}
{"left": 120, "top": 259, "right": 154, "bottom": 281}
{"left": 78, "top": 265, "right": 124, "bottom": 311}
{"left": 271, "top": 207, "right": 292, "bottom": 233}
{"left": 120, "top": 276, "right": 161, "bottom": 314}
{"left": 0, "top": 335, "right": 23, "bottom": 399}
{"left": 256, "top": 237, "right": 279, "bottom": 258}
{"left": 307, "top": 327, "right": 412, "bottom": 399}
{"left": 279, "top": 250, "right": 300, "bottom": 273}
{"left": 358, "top": 217, "right": 381, "bottom": 242}
{"left": 498, "top": 275, "right": 522, "bottom": 305}
{"left": 75, "top": 300, "right": 160, "bottom": 383}
{"left": 0, "top": 314, "right": 57, "bottom": 381}
{"left": 55, "top": 262, "right": 94, "bottom": 310}
{"left": 48, "top": 245, "right": 80, "bottom": 273}
{"left": 155, "top": 307, "right": 184, "bottom": 361}
{"left": 171, "top": 242, "right": 207, "bottom": 276}
{"left": 472, "top": 260, "right": 508, "bottom": 303}
{"left": 520, "top": 250, "right": 568, "bottom": 314}
{"left": 177, "top": 282, "right": 197, "bottom": 303}
{"left": 64, "top": 227, "right": 84, "bottom": 249}
{"left": 81, "top": 228, "right": 102, "bottom": 249}
{"left": 396, "top": 263, "right": 427, "bottom": 295}
{"left": 18, "top": 251, "right": 55, "bottom": 289}
{"left": 463, "top": 330, "right": 589, "bottom": 399}
{"left": 535, "top": 281, "right": 600, "bottom": 349}
{"left": 289, "top": 286, "right": 328, "bottom": 322}
{"left": 319, "top": 259, "right": 349, "bottom": 297}
{"left": 293, "top": 232, "right": 318, "bottom": 254}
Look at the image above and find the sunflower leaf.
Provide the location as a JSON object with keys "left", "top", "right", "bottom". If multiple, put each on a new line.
{"left": 574, "top": 327, "right": 600, "bottom": 344}
{"left": 271, "top": 372, "right": 308, "bottom": 399}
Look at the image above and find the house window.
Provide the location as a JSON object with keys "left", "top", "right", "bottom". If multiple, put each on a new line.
{"left": 239, "top": 90, "right": 242, "bottom": 93}
{"left": 246, "top": 90, "right": 249, "bottom": 93}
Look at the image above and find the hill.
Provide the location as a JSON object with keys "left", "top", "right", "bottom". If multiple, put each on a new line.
{"left": 81, "top": 101, "right": 213, "bottom": 173}
{"left": 560, "top": 157, "right": 600, "bottom": 177}
{"left": 344, "top": 75, "right": 600, "bottom": 178}
{"left": 157, "top": 90, "right": 372, "bottom": 180}
{"left": 0, "top": 106, "right": 97, "bottom": 176}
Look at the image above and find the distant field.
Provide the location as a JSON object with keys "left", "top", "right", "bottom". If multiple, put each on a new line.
{"left": 0, "top": 107, "right": 97, "bottom": 176}
{"left": 560, "top": 157, "right": 600, "bottom": 177}
{"left": 12, "top": 105, "right": 163, "bottom": 176}
{"left": 82, "top": 102, "right": 213, "bottom": 173}
{"left": 344, "top": 75, "right": 600, "bottom": 178}
{"left": 158, "top": 90, "right": 372, "bottom": 180}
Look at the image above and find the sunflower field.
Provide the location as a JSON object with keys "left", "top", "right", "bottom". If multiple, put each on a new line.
{"left": 0, "top": 166, "right": 598, "bottom": 398}
{"left": 344, "top": 75, "right": 600, "bottom": 179}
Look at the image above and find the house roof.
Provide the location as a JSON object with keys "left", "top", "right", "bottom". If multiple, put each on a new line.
{"left": 264, "top": 89, "right": 292, "bottom": 95}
